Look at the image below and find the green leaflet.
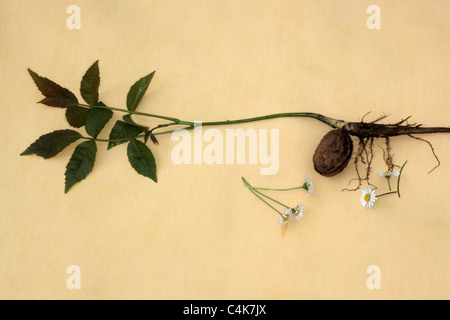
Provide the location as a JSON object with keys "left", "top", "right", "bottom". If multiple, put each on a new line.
{"left": 126, "top": 71, "right": 155, "bottom": 112}
{"left": 123, "top": 71, "right": 155, "bottom": 130}
{"left": 127, "top": 138, "right": 157, "bottom": 183}
{"left": 28, "top": 68, "right": 78, "bottom": 108}
{"left": 21, "top": 129, "right": 82, "bottom": 159}
{"left": 85, "top": 102, "right": 113, "bottom": 138}
{"left": 65, "top": 106, "right": 88, "bottom": 128}
{"left": 107, "top": 120, "right": 145, "bottom": 150}
{"left": 80, "top": 60, "right": 100, "bottom": 106}
{"left": 65, "top": 140, "right": 97, "bottom": 193}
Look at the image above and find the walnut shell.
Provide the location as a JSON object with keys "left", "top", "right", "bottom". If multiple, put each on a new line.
{"left": 313, "top": 129, "right": 353, "bottom": 177}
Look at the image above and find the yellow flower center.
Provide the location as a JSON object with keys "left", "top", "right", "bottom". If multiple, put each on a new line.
{"left": 283, "top": 215, "right": 289, "bottom": 221}
{"left": 294, "top": 209, "right": 299, "bottom": 216}
{"left": 364, "top": 194, "right": 371, "bottom": 202}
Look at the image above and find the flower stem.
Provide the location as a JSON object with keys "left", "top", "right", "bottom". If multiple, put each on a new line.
{"left": 241, "top": 177, "right": 251, "bottom": 187}
{"left": 397, "top": 160, "right": 408, "bottom": 198}
{"left": 247, "top": 187, "right": 282, "bottom": 216}
{"left": 377, "top": 191, "right": 398, "bottom": 197}
{"left": 252, "top": 189, "right": 291, "bottom": 209}
{"left": 242, "top": 177, "right": 291, "bottom": 209}
{"left": 250, "top": 184, "right": 307, "bottom": 192}
{"left": 242, "top": 177, "right": 292, "bottom": 215}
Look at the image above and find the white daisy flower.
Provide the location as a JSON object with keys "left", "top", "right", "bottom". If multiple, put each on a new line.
{"left": 304, "top": 176, "right": 313, "bottom": 196}
{"left": 360, "top": 187, "right": 377, "bottom": 208}
{"left": 279, "top": 208, "right": 291, "bottom": 226}
{"left": 378, "top": 170, "right": 400, "bottom": 178}
{"left": 291, "top": 203, "right": 304, "bottom": 222}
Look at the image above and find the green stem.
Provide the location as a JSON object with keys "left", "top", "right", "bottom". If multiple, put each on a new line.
{"left": 79, "top": 104, "right": 345, "bottom": 145}
{"left": 79, "top": 103, "right": 345, "bottom": 132}
{"left": 149, "top": 112, "right": 343, "bottom": 139}
{"left": 78, "top": 103, "right": 184, "bottom": 123}
{"left": 152, "top": 127, "right": 192, "bottom": 136}
{"left": 247, "top": 187, "right": 282, "bottom": 216}
{"left": 252, "top": 189, "right": 291, "bottom": 209}
{"left": 397, "top": 160, "right": 408, "bottom": 198}
{"left": 80, "top": 126, "right": 193, "bottom": 144}
{"left": 377, "top": 191, "right": 397, "bottom": 197}
{"left": 201, "top": 112, "right": 344, "bottom": 129}
{"left": 241, "top": 177, "right": 251, "bottom": 187}
{"left": 150, "top": 122, "right": 193, "bottom": 134}
{"left": 250, "top": 184, "right": 306, "bottom": 192}
{"left": 81, "top": 135, "right": 145, "bottom": 143}
{"left": 242, "top": 177, "right": 290, "bottom": 215}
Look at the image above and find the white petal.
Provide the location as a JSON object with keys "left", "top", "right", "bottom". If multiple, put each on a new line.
{"left": 361, "top": 186, "right": 372, "bottom": 194}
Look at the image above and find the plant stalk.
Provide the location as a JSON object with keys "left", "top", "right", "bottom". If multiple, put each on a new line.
{"left": 80, "top": 103, "right": 450, "bottom": 142}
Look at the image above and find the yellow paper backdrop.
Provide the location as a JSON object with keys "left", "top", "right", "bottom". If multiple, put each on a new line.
{"left": 0, "top": 0, "right": 448, "bottom": 299}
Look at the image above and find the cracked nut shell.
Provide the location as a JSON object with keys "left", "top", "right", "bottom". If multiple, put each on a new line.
{"left": 313, "top": 129, "right": 353, "bottom": 177}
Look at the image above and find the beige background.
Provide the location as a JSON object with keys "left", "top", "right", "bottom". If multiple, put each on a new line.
{"left": 0, "top": 0, "right": 449, "bottom": 299}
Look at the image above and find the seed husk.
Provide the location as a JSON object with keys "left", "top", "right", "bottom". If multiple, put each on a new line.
{"left": 313, "top": 129, "right": 353, "bottom": 177}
